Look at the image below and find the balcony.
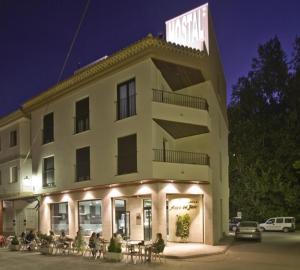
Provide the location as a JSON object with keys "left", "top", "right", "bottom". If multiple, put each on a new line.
{"left": 152, "top": 89, "right": 210, "bottom": 138}
{"left": 152, "top": 149, "right": 210, "bottom": 182}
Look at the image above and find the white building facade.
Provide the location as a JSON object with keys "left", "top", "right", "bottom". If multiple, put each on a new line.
{"left": 0, "top": 8, "right": 228, "bottom": 245}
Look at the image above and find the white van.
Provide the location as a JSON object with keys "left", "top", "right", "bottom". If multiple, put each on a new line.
{"left": 259, "top": 217, "right": 296, "bottom": 232}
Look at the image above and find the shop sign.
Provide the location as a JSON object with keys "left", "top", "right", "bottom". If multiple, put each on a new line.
{"left": 165, "top": 3, "right": 209, "bottom": 53}
{"left": 169, "top": 199, "right": 199, "bottom": 211}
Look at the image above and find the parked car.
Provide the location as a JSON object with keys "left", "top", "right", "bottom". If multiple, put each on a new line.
{"left": 235, "top": 221, "right": 262, "bottom": 241}
{"left": 229, "top": 217, "right": 241, "bottom": 231}
{"left": 259, "top": 217, "right": 296, "bottom": 232}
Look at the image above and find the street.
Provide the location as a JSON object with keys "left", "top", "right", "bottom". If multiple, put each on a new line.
{"left": 0, "top": 232, "right": 299, "bottom": 270}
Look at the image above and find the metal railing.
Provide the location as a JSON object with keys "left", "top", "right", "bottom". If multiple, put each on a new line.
{"left": 74, "top": 115, "right": 90, "bottom": 134}
{"left": 116, "top": 94, "right": 136, "bottom": 120}
{"left": 152, "top": 89, "right": 208, "bottom": 110}
{"left": 75, "top": 164, "right": 90, "bottom": 182}
{"left": 43, "top": 169, "right": 55, "bottom": 187}
{"left": 153, "top": 149, "right": 210, "bottom": 165}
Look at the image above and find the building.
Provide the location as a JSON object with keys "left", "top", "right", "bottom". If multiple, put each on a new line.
{"left": 0, "top": 5, "right": 228, "bottom": 245}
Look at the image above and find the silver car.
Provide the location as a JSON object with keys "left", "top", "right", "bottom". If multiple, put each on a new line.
{"left": 235, "top": 221, "right": 262, "bottom": 241}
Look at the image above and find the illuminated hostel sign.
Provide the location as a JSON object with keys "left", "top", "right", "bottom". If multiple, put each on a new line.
{"left": 165, "top": 3, "right": 209, "bottom": 53}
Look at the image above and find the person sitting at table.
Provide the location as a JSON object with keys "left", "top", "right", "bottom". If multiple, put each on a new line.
{"left": 152, "top": 233, "right": 165, "bottom": 253}
{"left": 25, "top": 230, "right": 36, "bottom": 250}
{"left": 94, "top": 233, "right": 105, "bottom": 258}
{"left": 58, "top": 230, "right": 71, "bottom": 251}
{"left": 89, "top": 232, "right": 97, "bottom": 256}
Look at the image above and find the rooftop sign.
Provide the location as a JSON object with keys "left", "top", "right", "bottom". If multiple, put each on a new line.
{"left": 165, "top": 3, "right": 209, "bottom": 53}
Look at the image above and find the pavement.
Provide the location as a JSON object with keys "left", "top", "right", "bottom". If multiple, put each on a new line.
{"left": 164, "top": 235, "right": 234, "bottom": 259}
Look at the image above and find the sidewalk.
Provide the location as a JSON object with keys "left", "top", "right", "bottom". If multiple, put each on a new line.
{"left": 164, "top": 236, "right": 234, "bottom": 259}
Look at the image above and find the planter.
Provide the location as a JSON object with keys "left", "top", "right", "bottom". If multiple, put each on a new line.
{"left": 40, "top": 246, "right": 53, "bottom": 255}
{"left": 104, "top": 252, "right": 123, "bottom": 262}
{"left": 9, "top": 244, "right": 20, "bottom": 251}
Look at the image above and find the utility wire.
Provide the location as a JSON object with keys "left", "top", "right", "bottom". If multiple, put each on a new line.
{"left": 57, "top": 0, "right": 91, "bottom": 83}
{"left": 23, "top": 0, "right": 91, "bottom": 165}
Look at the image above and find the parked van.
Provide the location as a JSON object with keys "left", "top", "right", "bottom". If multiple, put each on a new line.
{"left": 259, "top": 217, "right": 296, "bottom": 232}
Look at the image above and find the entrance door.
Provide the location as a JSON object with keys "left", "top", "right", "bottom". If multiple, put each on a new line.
{"left": 115, "top": 199, "right": 130, "bottom": 239}
{"left": 16, "top": 210, "right": 25, "bottom": 235}
{"left": 143, "top": 199, "right": 152, "bottom": 241}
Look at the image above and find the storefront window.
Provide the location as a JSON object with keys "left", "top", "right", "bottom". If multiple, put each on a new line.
{"left": 50, "top": 202, "right": 69, "bottom": 235}
{"left": 78, "top": 200, "right": 102, "bottom": 236}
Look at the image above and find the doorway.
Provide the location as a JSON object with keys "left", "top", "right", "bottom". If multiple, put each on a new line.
{"left": 143, "top": 199, "right": 152, "bottom": 241}
{"left": 114, "top": 199, "right": 130, "bottom": 239}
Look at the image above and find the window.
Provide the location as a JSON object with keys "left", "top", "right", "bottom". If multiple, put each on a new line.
{"left": 9, "top": 130, "right": 17, "bottom": 147}
{"left": 276, "top": 218, "right": 283, "bottom": 223}
{"left": 266, "top": 218, "right": 275, "bottom": 224}
{"left": 43, "top": 156, "right": 55, "bottom": 187}
{"left": 43, "top": 113, "right": 54, "bottom": 144}
{"left": 76, "top": 146, "right": 90, "bottom": 181}
{"left": 117, "top": 134, "right": 137, "bottom": 175}
{"left": 285, "top": 218, "right": 293, "bottom": 223}
{"left": 51, "top": 202, "right": 69, "bottom": 234}
{"left": 10, "top": 166, "right": 18, "bottom": 183}
{"left": 117, "top": 79, "right": 136, "bottom": 120}
{"left": 75, "top": 97, "right": 89, "bottom": 133}
{"left": 78, "top": 200, "right": 102, "bottom": 236}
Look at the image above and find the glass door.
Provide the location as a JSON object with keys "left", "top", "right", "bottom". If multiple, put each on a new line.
{"left": 143, "top": 199, "right": 152, "bottom": 241}
{"left": 115, "top": 199, "right": 130, "bottom": 239}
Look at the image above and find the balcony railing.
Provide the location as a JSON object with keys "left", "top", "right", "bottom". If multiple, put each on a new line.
{"left": 152, "top": 89, "right": 208, "bottom": 111}
{"left": 153, "top": 149, "right": 210, "bottom": 166}
{"left": 43, "top": 169, "right": 55, "bottom": 188}
{"left": 74, "top": 115, "right": 90, "bottom": 134}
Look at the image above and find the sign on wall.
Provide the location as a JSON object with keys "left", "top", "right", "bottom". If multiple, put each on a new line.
{"left": 165, "top": 3, "right": 209, "bottom": 53}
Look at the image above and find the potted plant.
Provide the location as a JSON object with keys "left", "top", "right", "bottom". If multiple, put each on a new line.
{"left": 175, "top": 213, "right": 191, "bottom": 242}
{"left": 9, "top": 235, "right": 20, "bottom": 251}
{"left": 103, "top": 237, "right": 123, "bottom": 262}
{"left": 39, "top": 234, "right": 54, "bottom": 255}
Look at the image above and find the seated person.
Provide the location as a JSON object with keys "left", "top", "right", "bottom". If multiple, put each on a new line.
{"left": 25, "top": 230, "right": 36, "bottom": 250}
{"left": 152, "top": 233, "right": 165, "bottom": 253}
{"left": 73, "top": 230, "right": 84, "bottom": 251}
{"left": 58, "top": 230, "right": 71, "bottom": 250}
{"left": 94, "top": 233, "right": 105, "bottom": 257}
{"left": 89, "top": 232, "right": 97, "bottom": 256}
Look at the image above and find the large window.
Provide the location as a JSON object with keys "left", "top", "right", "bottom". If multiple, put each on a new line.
{"left": 78, "top": 200, "right": 102, "bottom": 236}
{"left": 75, "top": 97, "right": 90, "bottom": 133}
{"left": 43, "top": 156, "right": 55, "bottom": 187}
{"left": 43, "top": 112, "right": 54, "bottom": 144}
{"left": 117, "top": 134, "right": 137, "bottom": 175}
{"left": 117, "top": 79, "right": 136, "bottom": 120}
{"left": 10, "top": 166, "right": 18, "bottom": 183}
{"left": 9, "top": 130, "right": 17, "bottom": 147}
{"left": 51, "top": 202, "right": 69, "bottom": 235}
{"left": 76, "top": 146, "right": 90, "bottom": 181}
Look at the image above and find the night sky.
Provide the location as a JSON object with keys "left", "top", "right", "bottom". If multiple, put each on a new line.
{"left": 0, "top": 0, "right": 300, "bottom": 117}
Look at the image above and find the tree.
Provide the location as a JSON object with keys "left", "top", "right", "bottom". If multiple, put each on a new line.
{"left": 228, "top": 36, "right": 300, "bottom": 222}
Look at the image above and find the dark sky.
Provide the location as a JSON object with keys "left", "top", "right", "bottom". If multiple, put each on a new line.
{"left": 0, "top": 0, "right": 300, "bottom": 117}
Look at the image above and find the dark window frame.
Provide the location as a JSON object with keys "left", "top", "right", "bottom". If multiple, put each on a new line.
{"left": 75, "top": 97, "right": 90, "bottom": 134}
{"left": 43, "top": 156, "right": 55, "bottom": 188}
{"left": 117, "top": 78, "right": 136, "bottom": 120}
{"left": 117, "top": 134, "right": 137, "bottom": 175}
{"left": 9, "top": 130, "right": 17, "bottom": 147}
{"left": 75, "top": 146, "right": 90, "bottom": 182}
{"left": 43, "top": 112, "right": 54, "bottom": 144}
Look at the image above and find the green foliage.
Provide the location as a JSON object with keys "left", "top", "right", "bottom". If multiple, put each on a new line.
{"left": 229, "top": 36, "right": 300, "bottom": 222}
{"left": 107, "top": 237, "right": 121, "bottom": 253}
{"left": 175, "top": 214, "right": 191, "bottom": 239}
{"left": 11, "top": 235, "right": 19, "bottom": 245}
{"left": 39, "top": 234, "right": 53, "bottom": 247}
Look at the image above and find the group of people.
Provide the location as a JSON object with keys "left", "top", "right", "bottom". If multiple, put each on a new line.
{"left": 87, "top": 232, "right": 106, "bottom": 257}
